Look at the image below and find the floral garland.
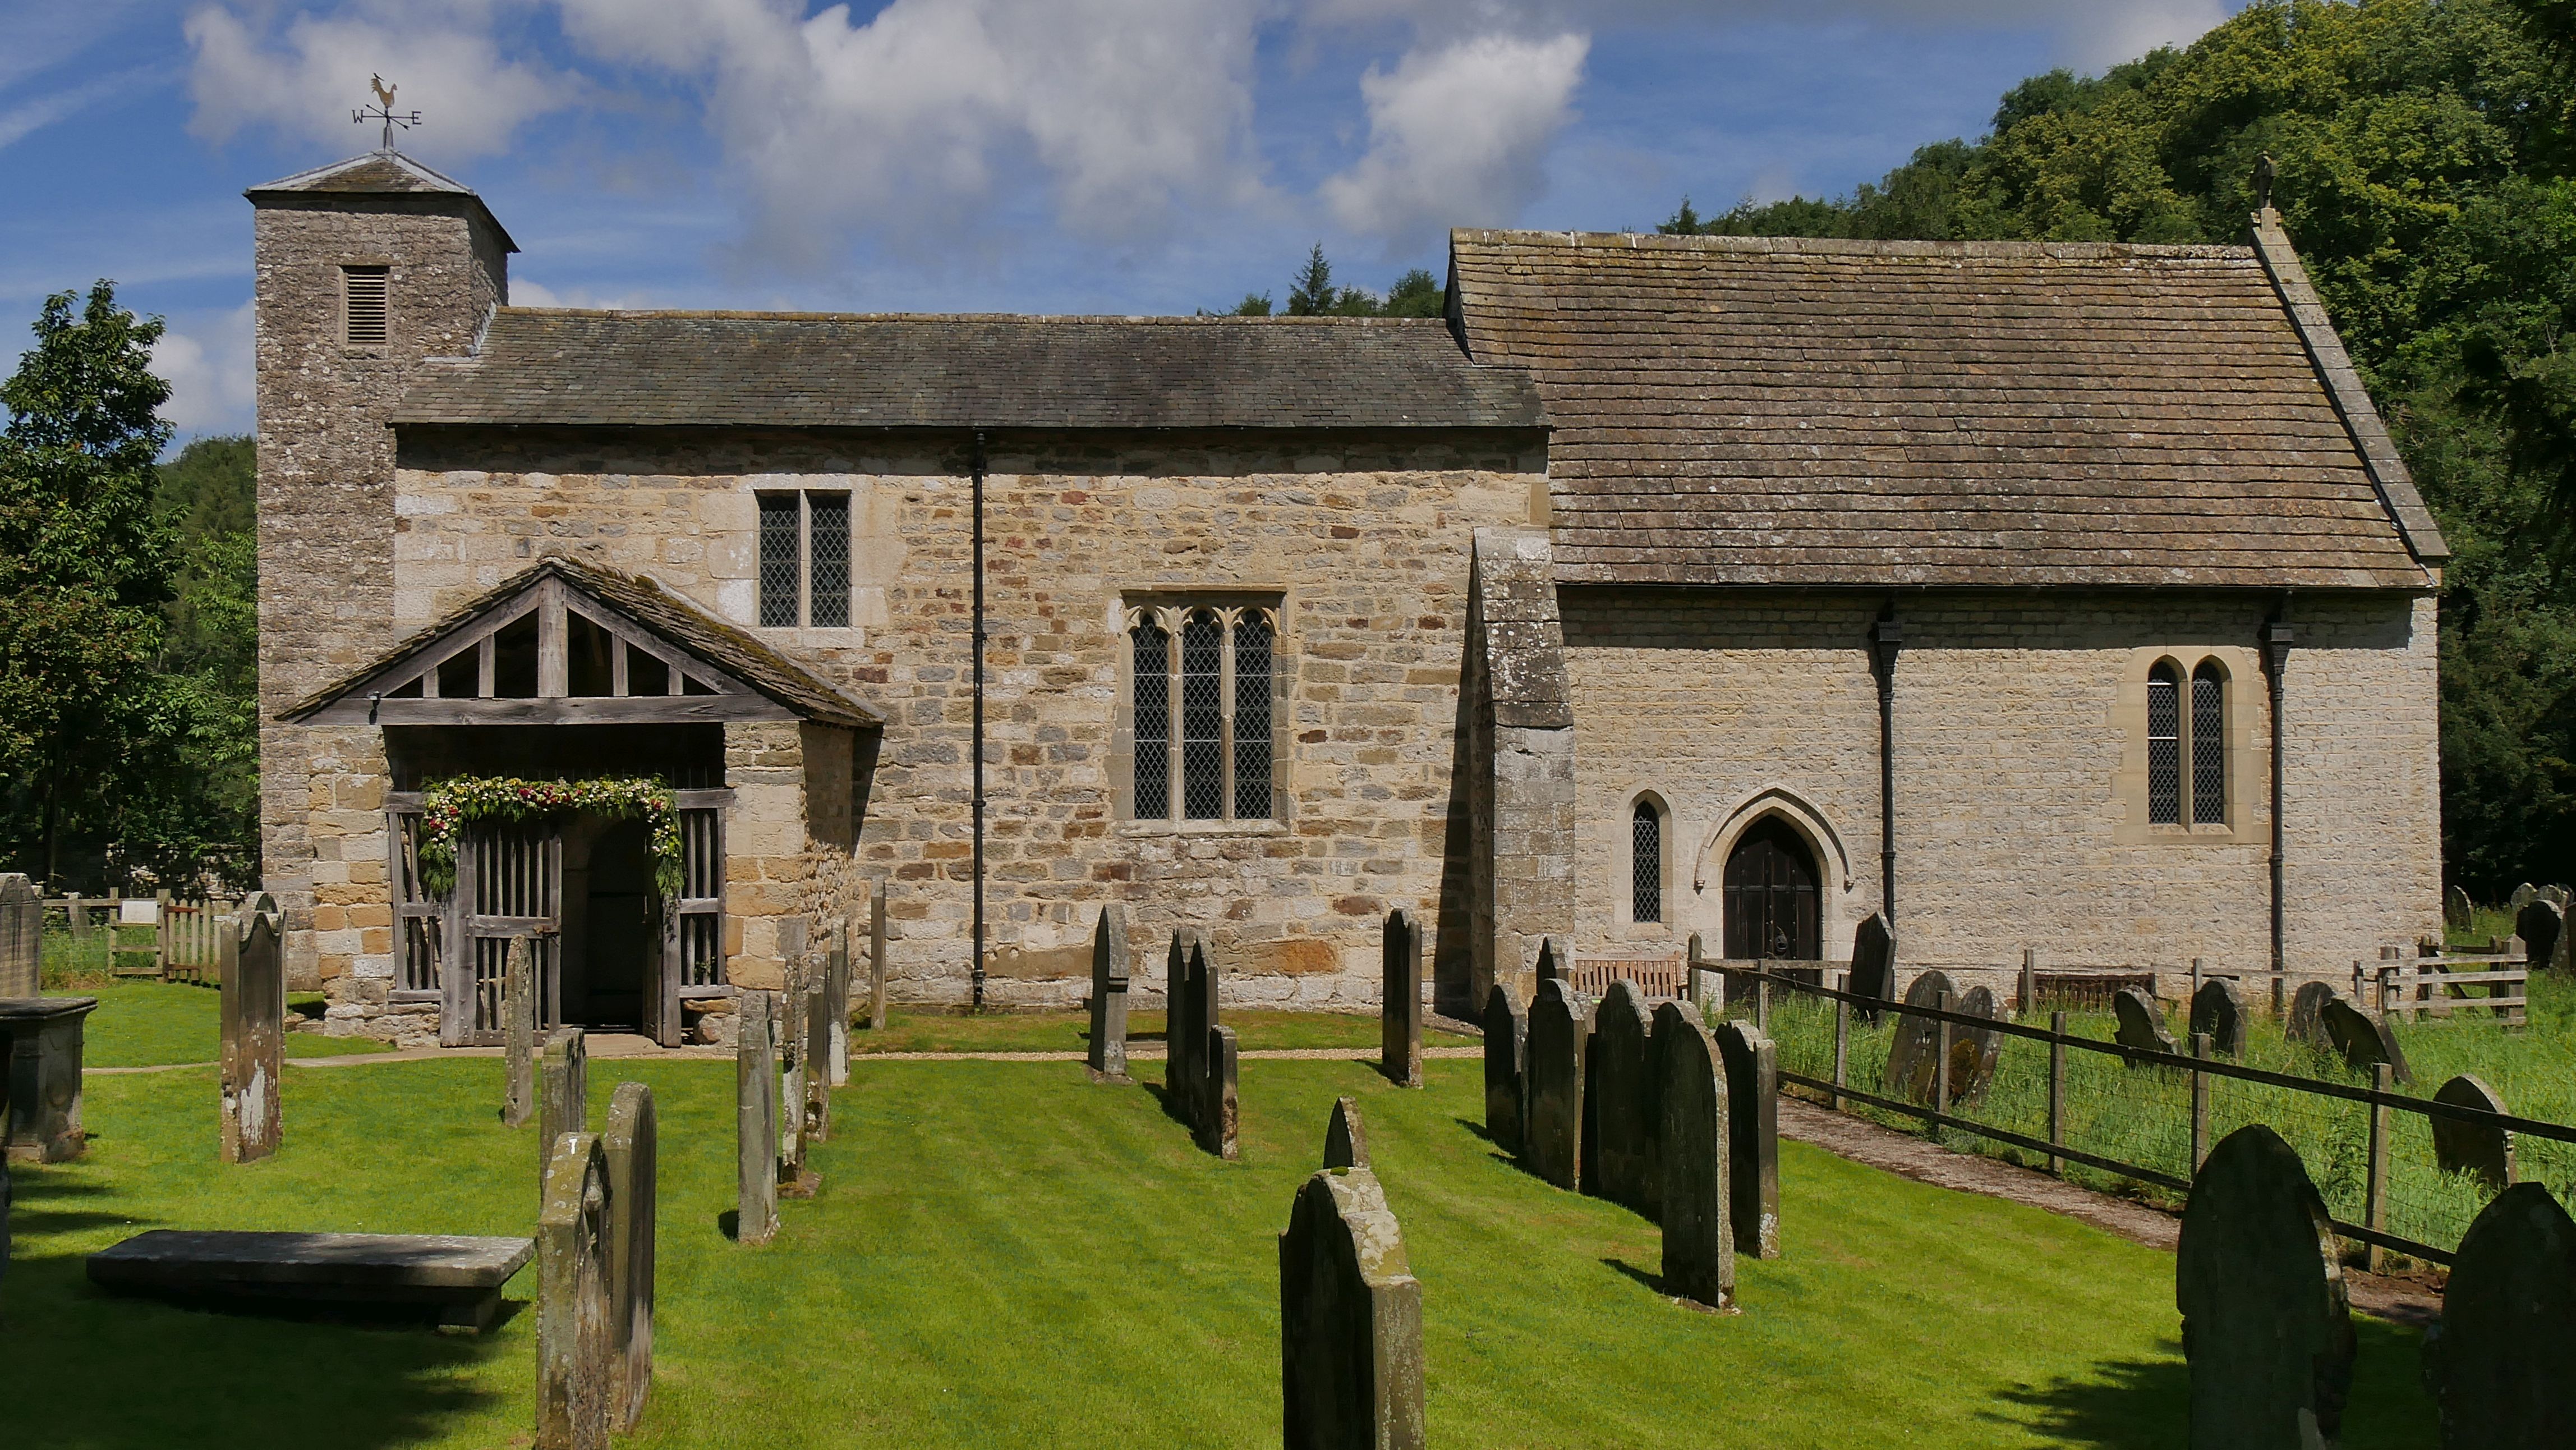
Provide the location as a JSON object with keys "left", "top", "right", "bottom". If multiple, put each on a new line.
{"left": 417, "top": 776, "right": 684, "bottom": 900}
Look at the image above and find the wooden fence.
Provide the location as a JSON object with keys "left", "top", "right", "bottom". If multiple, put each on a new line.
{"left": 44, "top": 892, "right": 236, "bottom": 984}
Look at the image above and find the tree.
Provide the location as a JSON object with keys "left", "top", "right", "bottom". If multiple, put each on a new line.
{"left": 0, "top": 282, "right": 177, "bottom": 888}
{"left": 1286, "top": 244, "right": 1341, "bottom": 315}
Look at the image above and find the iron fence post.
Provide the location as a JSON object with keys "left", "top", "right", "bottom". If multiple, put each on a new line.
{"left": 2365, "top": 1061, "right": 2392, "bottom": 1272}
{"left": 1755, "top": 967, "right": 1771, "bottom": 1033}
{"left": 1831, "top": 976, "right": 1850, "bottom": 1113}
{"left": 2189, "top": 1031, "right": 2212, "bottom": 1174}
{"left": 2047, "top": 1010, "right": 2067, "bottom": 1176}
{"left": 1931, "top": 989, "right": 1954, "bottom": 1141}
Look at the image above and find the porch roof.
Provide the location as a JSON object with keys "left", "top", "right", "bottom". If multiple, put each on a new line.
{"left": 282, "top": 557, "right": 882, "bottom": 729}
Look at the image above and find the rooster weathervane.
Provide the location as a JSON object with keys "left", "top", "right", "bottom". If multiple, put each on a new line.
{"left": 354, "top": 75, "right": 422, "bottom": 154}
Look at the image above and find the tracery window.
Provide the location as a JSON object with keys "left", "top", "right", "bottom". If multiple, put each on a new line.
{"left": 2146, "top": 657, "right": 2229, "bottom": 828}
{"left": 1128, "top": 603, "right": 1277, "bottom": 823}
{"left": 1632, "top": 799, "right": 1664, "bottom": 924}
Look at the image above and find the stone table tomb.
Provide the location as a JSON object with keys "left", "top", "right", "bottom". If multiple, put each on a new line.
{"left": 88, "top": 1229, "right": 533, "bottom": 1330}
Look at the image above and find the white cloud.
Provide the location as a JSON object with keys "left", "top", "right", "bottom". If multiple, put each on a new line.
{"left": 184, "top": 2, "right": 569, "bottom": 159}
{"left": 1322, "top": 31, "right": 1588, "bottom": 244}
{"left": 154, "top": 300, "right": 257, "bottom": 437}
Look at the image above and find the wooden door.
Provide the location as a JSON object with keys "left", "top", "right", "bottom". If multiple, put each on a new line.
{"left": 654, "top": 802, "right": 726, "bottom": 1048}
{"left": 449, "top": 821, "right": 562, "bottom": 1045}
{"left": 1722, "top": 818, "right": 1821, "bottom": 960}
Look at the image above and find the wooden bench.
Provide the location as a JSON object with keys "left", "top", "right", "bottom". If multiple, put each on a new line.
{"left": 88, "top": 1230, "right": 535, "bottom": 1331}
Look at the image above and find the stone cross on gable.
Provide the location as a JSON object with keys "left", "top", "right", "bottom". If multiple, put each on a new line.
{"left": 353, "top": 75, "right": 423, "bottom": 154}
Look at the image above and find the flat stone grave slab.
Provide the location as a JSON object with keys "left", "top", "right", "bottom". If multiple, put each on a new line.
{"left": 88, "top": 1229, "right": 533, "bottom": 1330}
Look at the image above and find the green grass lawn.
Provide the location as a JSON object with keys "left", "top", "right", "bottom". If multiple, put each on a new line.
{"left": 1747, "top": 969, "right": 2576, "bottom": 1259}
{"left": 850, "top": 1006, "right": 1475, "bottom": 1054}
{"left": 8, "top": 1053, "right": 2434, "bottom": 1448}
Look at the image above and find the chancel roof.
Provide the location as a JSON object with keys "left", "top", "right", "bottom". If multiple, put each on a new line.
{"left": 394, "top": 311, "right": 1545, "bottom": 432}
{"left": 1450, "top": 226, "right": 2444, "bottom": 590}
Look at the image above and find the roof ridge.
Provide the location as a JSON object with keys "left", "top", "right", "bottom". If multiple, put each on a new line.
{"left": 494, "top": 308, "right": 1453, "bottom": 326}
{"left": 1450, "top": 228, "right": 2253, "bottom": 262}
{"left": 246, "top": 149, "right": 477, "bottom": 196}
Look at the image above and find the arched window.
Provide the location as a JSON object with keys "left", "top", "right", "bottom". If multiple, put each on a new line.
{"left": 1631, "top": 799, "right": 1664, "bottom": 924}
{"left": 1127, "top": 601, "right": 1278, "bottom": 824}
{"left": 1130, "top": 617, "right": 1170, "bottom": 819}
{"left": 1180, "top": 611, "right": 1226, "bottom": 819}
{"left": 2147, "top": 661, "right": 2182, "bottom": 825}
{"left": 1232, "top": 612, "right": 1273, "bottom": 820}
{"left": 2191, "top": 660, "right": 2226, "bottom": 825}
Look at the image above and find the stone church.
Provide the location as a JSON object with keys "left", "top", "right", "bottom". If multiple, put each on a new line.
{"left": 248, "top": 146, "right": 2444, "bottom": 1047}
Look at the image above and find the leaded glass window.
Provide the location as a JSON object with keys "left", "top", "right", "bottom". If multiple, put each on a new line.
{"left": 2147, "top": 662, "right": 2182, "bottom": 825}
{"left": 1632, "top": 800, "right": 1663, "bottom": 924}
{"left": 1128, "top": 602, "right": 1277, "bottom": 824}
{"left": 755, "top": 489, "right": 854, "bottom": 628}
{"left": 2192, "top": 661, "right": 2226, "bottom": 825}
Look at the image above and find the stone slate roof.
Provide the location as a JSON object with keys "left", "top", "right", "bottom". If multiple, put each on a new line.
{"left": 1450, "top": 228, "right": 2444, "bottom": 590}
{"left": 395, "top": 311, "right": 1544, "bottom": 431}
{"left": 245, "top": 150, "right": 519, "bottom": 252}
{"left": 283, "top": 556, "right": 880, "bottom": 728}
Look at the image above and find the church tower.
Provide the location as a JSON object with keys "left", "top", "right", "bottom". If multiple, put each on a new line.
{"left": 246, "top": 150, "right": 513, "bottom": 989}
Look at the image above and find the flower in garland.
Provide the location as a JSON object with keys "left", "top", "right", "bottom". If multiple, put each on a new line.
{"left": 416, "top": 775, "right": 684, "bottom": 900}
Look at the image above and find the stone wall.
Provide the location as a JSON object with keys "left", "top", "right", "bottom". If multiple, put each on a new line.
{"left": 1558, "top": 588, "right": 2442, "bottom": 992}
{"left": 252, "top": 194, "right": 508, "bottom": 991}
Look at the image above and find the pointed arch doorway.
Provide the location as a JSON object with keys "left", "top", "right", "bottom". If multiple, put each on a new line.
{"left": 1722, "top": 817, "right": 1821, "bottom": 960}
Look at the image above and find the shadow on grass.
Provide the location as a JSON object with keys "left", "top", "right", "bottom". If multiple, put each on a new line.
{"left": 1453, "top": 1116, "right": 1495, "bottom": 1144}
{"left": 1980, "top": 1348, "right": 2188, "bottom": 1450}
{"left": 1602, "top": 1257, "right": 1670, "bottom": 1295}
{"left": 1140, "top": 1080, "right": 1197, "bottom": 1135}
{"left": 3, "top": 1250, "right": 510, "bottom": 1449}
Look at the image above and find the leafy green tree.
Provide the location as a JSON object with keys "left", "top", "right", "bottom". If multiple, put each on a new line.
{"left": 1383, "top": 268, "right": 1446, "bottom": 318}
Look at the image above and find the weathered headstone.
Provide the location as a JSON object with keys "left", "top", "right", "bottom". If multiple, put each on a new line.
{"left": 1523, "top": 977, "right": 1592, "bottom": 1191}
{"left": 1584, "top": 980, "right": 1660, "bottom": 1218}
{"left": 2514, "top": 900, "right": 2561, "bottom": 976}
{"left": 867, "top": 877, "right": 889, "bottom": 1034}
{"left": 734, "top": 990, "right": 779, "bottom": 1246}
{"left": 1084, "top": 905, "right": 1130, "bottom": 1084}
{"left": 1654, "top": 1001, "right": 1734, "bottom": 1310}
{"left": 2549, "top": 883, "right": 2573, "bottom": 909}
{"left": 2177, "top": 1124, "right": 2355, "bottom": 1450}
{"left": 601, "top": 1082, "right": 655, "bottom": 1433}
{"left": 1199, "top": 1024, "right": 1240, "bottom": 1161}
{"left": 2321, "top": 997, "right": 2413, "bottom": 1085}
{"left": 1278, "top": 1167, "right": 1425, "bottom": 1450}
{"left": 502, "top": 935, "right": 538, "bottom": 1127}
{"left": 2425, "top": 1182, "right": 2576, "bottom": 1448}
{"left": 537, "top": 1131, "right": 613, "bottom": 1450}
{"left": 2112, "top": 986, "right": 2179, "bottom": 1062}
{"left": 824, "top": 933, "right": 851, "bottom": 1088}
{"left": 2509, "top": 882, "right": 2540, "bottom": 911}
{"left": 1950, "top": 986, "right": 2004, "bottom": 1103}
{"left": 1848, "top": 912, "right": 1896, "bottom": 1024}
{"left": 2190, "top": 977, "right": 2247, "bottom": 1058}
{"left": 1324, "top": 1095, "right": 1368, "bottom": 1170}
{"left": 0, "top": 996, "right": 98, "bottom": 1162}
{"left": 540, "top": 1027, "right": 589, "bottom": 1194}
{"left": 1881, "top": 969, "right": 1955, "bottom": 1103}
{"left": 778, "top": 980, "right": 807, "bottom": 1178}
{"left": 2445, "top": 884, "right": 2473, "bottom": 932}
{"left": 2288, "top": 981, "right": 2338, "bottom": 1048}
{"left": 219, "top": 895, "right": 284, "bottom": 1164}
{"left": 1712, "top": 1018, "right": 1779, "bottom": 1260}
{"left": 0, "top": 874, "right": 36, "bottom": 997}
{"left": 803, "top": 980, "right": 832, "bottom": 1144}
{"left": 2430, "top": 1073, "right": 2514, "bottom": 1191}
{"left": 1382, "top": 906, "right": 1423, "bottom": 1089}
{"left": 1482, "top": 981, "right": 1527, "bottom": 1154}
{"left": 2554, "top": 919, "right": 2576, "bottom": 977}
{"left": 1166, "top": 929, "right": 1202, "bottom": 1104}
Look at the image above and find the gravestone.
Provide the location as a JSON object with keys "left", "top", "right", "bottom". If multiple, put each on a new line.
{"left": 1712, "top": 1018, "right": 1779, "bottom": 1260}
{"left": 1084, "top": 905, "right": 1130, "bottom": 1084}
{"left": 1165, "top": 929, "right": 1202, "bottom": 1105}
{"left": 2514, "top": 900, "right": 2561, "bottom": 975}
{"left": 1, "top": 995, "right": 98, "bottom": 1162}
{"left": 1199, "top": 1024, "right": 1240, "bottom": 1161}
{"left": 734, "top": 990, "right": 779, "bottom": 1246}
{"left": 1848, "top": 913, "right": 1896, "bottom": 1024}
{"left": 2190, "top": 978, "right": 2247, "bottom": 1058}
{"left": 2445, "top": 884, "right": 2473, "bottom": 932}
{"left": 2321, "top": 997, "right": 2414, "bottom": 1085}
{"left": 539, "top": 1028, "right": 588, "bottom": 1196}
{"left": 1482, "top": 982, "right": 1527, "bottom": 1154}
{"left": 2509, "top": 882, "right": 2540, "bottom": 911}
{"left": 1382, "top": 906, "right": 1423, "bottom": 1089}
{"left": 1523, "top": 977, "right": 1593, "bottom": 1190}
{"left": 1950, "top": 986, "right": 2004, "bottom": 1103}
{"left": 0, "top": 873, "right": 36, "bottom": 997}
{"left": 2430, "top": 1074, "right": 2514, "bottom": 1191}
{"left": 1278, "top": 1167, "right": 1425, "bottom": 1450}
{"left": 2425, "top": 1182, "right": 2576, "bottom": 1448}
{"left": 602, "top": 1082, "right": 655, "bottom": 1432}
{"left": 803, "top": 981, "right": 832, "bottom": 1144}
{"left": 538, "top": 1132, "right": 613, "bottom": 1450}
{"left": 502, "top": 935, "right": 538, "bottom": 1127}
{"left": 1881, "top": 969, "right": 1955, "bottom": 1104}
{"left": 824, "top": 933, "right": 851, "bottom": 1088}
{"left": 779, "top": 980, "right": 807, "bottom": 1178}
{"left": 867, "top": 877, "right": 889, "bottom": 1033}
{"left": 2112, "top": 987, "right": 2179, "bottom": 1062}
{"left": 2288, "top": 981, "right": 2338, "bottom": 1048}
{"left": 1584, "top": 980, "right": 1659, "bottom": 1218}
{"left": 88, "top": 1229, "right": 532, "bottom": 1330}
{"left": 2177, "top": 1125, "right": 2356, "bottom": 1450}
{"left": 1654, "top": 1001, "right": 1734, "bottom": 1310}
{"left": 2549, "top": 884, "right": 2573, "bottom": 909}
{"left": 219, "top": 896, "right": 284, "bottom": 1164}
{"left": 1324, "top": 1095, "right": 1368, "bottom": 1170}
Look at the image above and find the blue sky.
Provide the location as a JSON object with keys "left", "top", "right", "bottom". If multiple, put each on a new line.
{"left": 0, "top": 1, "right": 2246, "bottom": 442}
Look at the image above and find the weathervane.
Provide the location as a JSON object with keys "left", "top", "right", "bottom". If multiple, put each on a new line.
{"left": 353, "top": 75, "right": 422, "bottom": 154}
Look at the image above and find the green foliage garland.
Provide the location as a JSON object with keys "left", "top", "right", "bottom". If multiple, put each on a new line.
{"left": 418, "top": 776, "right": 682, "bottom": 900}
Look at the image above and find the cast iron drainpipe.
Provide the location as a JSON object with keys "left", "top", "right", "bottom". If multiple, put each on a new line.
{"left": 2262, "top": 607, "right": 2296, "bottom": 991}
{"left": 971, "top": 429, "right": 988, "bottom": 1011}
{"left": 1869, "top": 607, "right": 1905, "bottom": 924}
